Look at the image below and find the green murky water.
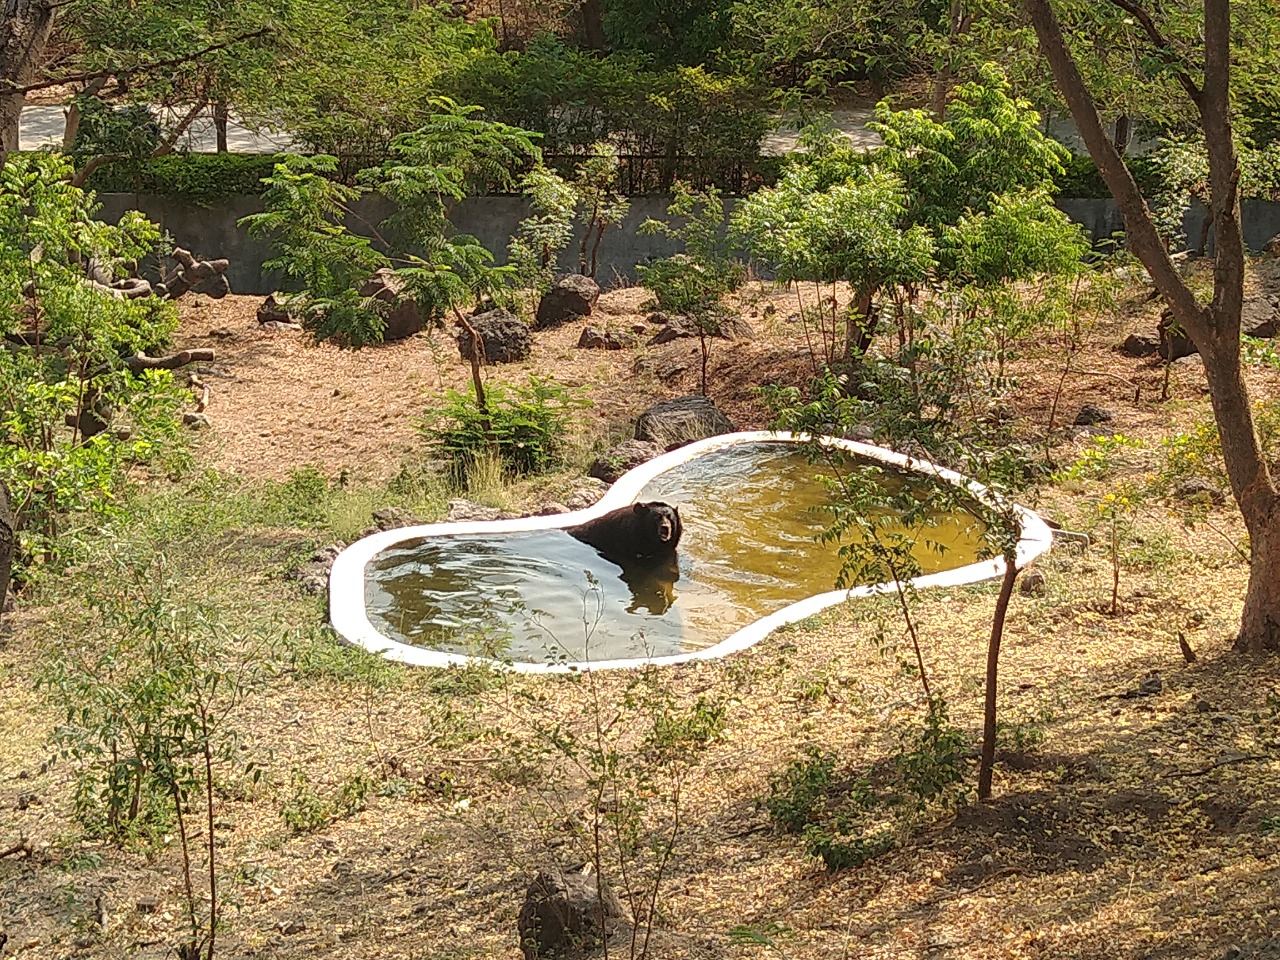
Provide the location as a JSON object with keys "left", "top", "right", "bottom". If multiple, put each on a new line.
{"left": 365, "top": 443, "right": 989, "bottom": 664}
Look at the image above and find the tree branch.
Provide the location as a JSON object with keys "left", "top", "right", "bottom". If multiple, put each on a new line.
{"left": 1100, "top": 0, "right": 1203, "bottom": 108}
{"left": 125, "top": 349, "right": 215, "bottom": 373}
{"left": 1023, "top": 0, "right": 1208, "bottom": 341}
{"left": 1, "top": 26, "right": 273, "bottom": 96}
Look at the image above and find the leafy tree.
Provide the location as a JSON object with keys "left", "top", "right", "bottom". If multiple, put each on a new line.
{"left": 0, "top": 154, "right": 184, "bottom": 560}
{"left": 602, "top": 0, "right": 736, "bottom": 66}
{"left": 1026, "top": 0, "right": 1280, "bottom": 652}
{"left": 571, "top": 143, "right": 631, "bottom": 279}
{"left": 639, "top": 183, "right": 745, "bottom": 394}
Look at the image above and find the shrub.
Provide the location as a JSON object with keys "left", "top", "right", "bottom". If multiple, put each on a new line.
{"left": 420, "top": 376, "right": 591, "bottom": 480}
{"left": 83, "top": 153, "right": 289, "bottom": 206}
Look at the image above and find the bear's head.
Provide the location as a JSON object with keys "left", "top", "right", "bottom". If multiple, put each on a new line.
{"left": 633, "top": 501, "right": 682, "bottom": 551}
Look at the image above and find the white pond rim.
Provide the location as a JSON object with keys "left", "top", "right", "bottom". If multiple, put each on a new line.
{"left": 328, "top": 431, "right": 1055, "bottom": 673}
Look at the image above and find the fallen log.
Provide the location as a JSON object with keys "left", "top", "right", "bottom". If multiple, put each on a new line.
{"left": 125, "top": 348, "right": 215, "bottom": 373}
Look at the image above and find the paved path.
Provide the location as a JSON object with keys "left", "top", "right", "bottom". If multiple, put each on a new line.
{"left": 19, "top": 105, "right": 295, "bottom": 153}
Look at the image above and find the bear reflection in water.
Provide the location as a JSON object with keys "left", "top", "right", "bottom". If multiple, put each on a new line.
{"left": 567, "top": 501, "right": 685, "bottom": 616}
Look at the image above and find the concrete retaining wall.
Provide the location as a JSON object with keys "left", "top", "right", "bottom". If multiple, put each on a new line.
{"left": 97, "top": 192, "right": 1280, "bottom": 297}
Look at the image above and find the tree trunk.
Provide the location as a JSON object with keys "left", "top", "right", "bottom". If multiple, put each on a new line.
{"left": 978, "top": 557, "right": 1019, "bottom": 801}
{"left": 0, "top": 483, "right": 13, "bottom": 619}
{"left": 0, "top": 0, "right": 56, "bottom": 160}
{"left": 1113, "top": 113, "right": 1131, "bottom": 154}
{"left": 581, "top": 0, "right": 607, "bottom": 51}
{"left": 213, "top": 100, "right": 229, "bottom": 153}
{"left": 1024, "top": 0, "right": 1280, "bottom": 652}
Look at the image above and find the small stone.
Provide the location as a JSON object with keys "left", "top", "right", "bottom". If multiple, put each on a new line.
{"left": 260, "top": 320, "right": 302, "bottom": 332}
{"left": 15, "top": 793, "right": 37, "bottom": 810}
{"left": 287, "top": 542, "right": 346, "bottom": 596}
{"left": 577, "top": 325, "right": 639, "bottom": 350}
{"left": 534, "top": 502, "right": 569, "bottom": 516}
{"left": 278, "top": 919, "right": 306, "bottom": 935}
{"left": 565, "top": 479, "right": 609, "bottom": 511}
{"left": 1122, "top": 333, "right": 1161, "bottom": 357}
{"left": 371, "top": 507, "right": 422, "bottom": 531}
{"left": 446, "top": 499, "right": 505, "bottom": 523}
{"left": 182, "top": 413, "right": 211, "bottom": 430}
{"left": 588, "top": 440, "right": 665, "bottom": 484}
{"left": 1174, "top": 478, "right": 1226, "bottom": 505}
{"left": 136, "top": 897, "right": 159, "bottom": 915}
{"left": 1138, "top": 673, "right": 1163, "bottom": 697}
{"left": 1073, "top": 404, "right": 1114, "bottom": 426}
{"left": 257, "top": 293, "right": 292, "bottom": 324}
{"left": 1195, "top": 699, "right": 1212, "bottom": 714}
{"left": 1018, "top": 568, "right": 1047, "bottom": 597}
{"left": 207, "top": 327, "right": 236, "bottom": 340}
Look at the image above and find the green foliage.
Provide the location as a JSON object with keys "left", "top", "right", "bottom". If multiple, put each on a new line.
{"left": 1053, "top": 434, "right": 1146, "bottom": 483}
{"left": 421, "top": 377, "right": 591, "bottom": 480}
{"left": 571, "top": 143, "right": 631, "bottom": 279}
{"left": 604, "top": 0, "right": 736, "bottom": 67}
{"left": 280, "top": 769, "right": 376, "bottom": 834}
{"left": 438, "top": 38, "right": 770, "bottom": 192}
{"left": 0, "top": 154, "right": 186, "bottom": 562}
{"left": 639, "top": 182, "right": 744, "bottom": 392}
{"left": 760, "top": 704, "right": 969, "bottom": 870}
{"left": 37, "top": 556, "right": 268, "bottom": 840}
{"left": 240, "top": 155, "right": 390, "bottom": 347}
{"left": 1150, "top": 135, "right": 1280, "bottom": 243}
{"left": 1054, "top": 154, "right": 1161, "bottom": 200}
{"left": 508, "top": 166, "right": 577, "bottom": 295}
{"left": 84, "top": 153, "right": 286, "bottom": 206}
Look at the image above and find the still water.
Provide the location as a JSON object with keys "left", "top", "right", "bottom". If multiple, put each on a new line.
{"left": 365, "top": 443, "right": 988, "bottom": 664}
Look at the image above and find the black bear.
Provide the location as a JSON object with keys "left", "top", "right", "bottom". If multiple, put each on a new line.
{"left": 566, "top": 501, "right": 683, "bottom": 569}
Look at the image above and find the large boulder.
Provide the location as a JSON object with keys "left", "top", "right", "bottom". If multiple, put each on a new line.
{"left": 535, "top": 275, "right": 600, "bottom": 330}
{"left": 588, "top": 440, "right": 665, "bottom": 483}
{"left": 517, "top": 866, "right": 622, "bottom": 960}
{"left": 1242, "top": 295, "right": 1280, "bottom": 339}
{"left": 358, "top": 268, "right": 425, "bottom": 341}
{"left": 457, "top": 308, "right": 532, "bottom": 365}
{"left": 634, "top": 395, "right": 736, "bottom": 450}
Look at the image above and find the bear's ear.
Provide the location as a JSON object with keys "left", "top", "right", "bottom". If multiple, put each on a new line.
{"left": 632, "top": 502, "right": 647, "bottom": 514}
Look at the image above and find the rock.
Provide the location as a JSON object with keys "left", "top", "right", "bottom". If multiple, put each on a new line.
{"left": 260, "top": 320, "right": 302, "bottom": 332}
{"left": 208, "top": 326, "right": 236, "bottom": 340}
{"left": 1137, "top": 672, "right": 1163, "bottom": 697}
{"left": 278, "top": 919, "right": 306, "bottom": 936}
{"left": 358, "top": 268, "right": 425, "bottom": 341}
{"left": 1073, "top": 404, "right": 1114, "bottom": 426}
{"left": 1195, "top": 699, "right": 1213, "bottom": 714}
{"left": 647, "top": 315, "right": 755, "bottom": 346}
{"left": 565, "top": 479, "right": 609, "bottom": 511}
{"left": 654, "top": 353, "right": 692, "bottom": 382}
{"left": 1158, "top": 313, "right": 1197, "bottom": 361}
{"left": 1018, "top": 568, "right": 1047, "bottom": 597}
{"left": 1122, "top": 333, "right": 1161, "bottom": 358}
{"left": 577, "top": 325, "right": 639, "bottom": 350}
{"left": 371, "top": 507, "right": 422, "bottom": 531}
{"left": 457, "top": 308, "right": 531, "bottom": 365}
{"left": 182, "top": 413, "right": 211, "bottom": 430}
{"left": 288, "top": 543, "right": 346, "bottom": 596}
{"left": 1264, "top": 234, "right": 1280, "bottom": 258}
{"left": 517, "top": 866, "right": 622, "bottom": 960}
{"left": 646, "top": 311, "right": 677, "bottom": 326}
{"left": 534, "top": 502, "right": 569, "bottom": 516}
{"left": 635, "top": 395, "right": 736, "bottom": 451}
{"left": 588, "top": 440, "right": 665, "bottom": 484}
{"left": 446, "top": 499, "right": 505, "bottom": 523}
{"left": 1241, "top": 295, "right": 1280, "bottom": 339}
{"left": 257, "top": 294, "right": 293, "bottom": 324}
{"left": 135, "top": 897, "right": 159, "bottom": 915}
{"left": 1174, "top": 478, "right": 1226, "bottom": 505}
{"left": 535, "top": 275, "right": 600, "bottom": 330}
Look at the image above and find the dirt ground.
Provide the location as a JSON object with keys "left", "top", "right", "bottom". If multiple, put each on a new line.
{"left": 1, "top": 269, "right": 1279, "bottom": 960}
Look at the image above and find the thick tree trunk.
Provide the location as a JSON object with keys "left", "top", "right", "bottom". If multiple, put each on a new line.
{"left": 0, "top": 0, "right": 56, "bottom": 159}
{"left": 1025, "top": 0, "right": 1280, "bottom": 652}
{"left": 581, "top": 0, "right": 607, "bottom": 51}
{"left": 1113, "top": 114, "right": 1131, "bottom": 154}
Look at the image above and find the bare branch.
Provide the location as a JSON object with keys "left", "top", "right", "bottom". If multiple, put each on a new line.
{"left": 1, "top": 26, "right": 273, "bottom": 96}
{"left": 1100, "top": 0, "right": 1203, "bottom": 108}
{"left": 125, "top": 349, "right": 216, "bottom": 373}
